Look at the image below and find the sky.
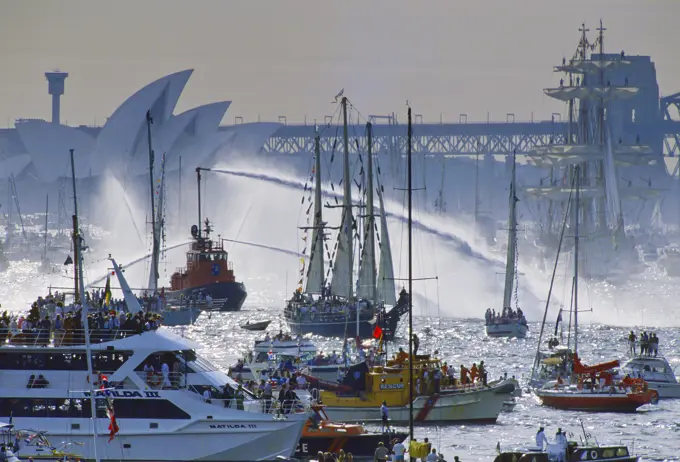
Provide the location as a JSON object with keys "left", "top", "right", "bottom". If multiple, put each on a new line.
{"left": 0, "top": 0, "right": 679, "bottom": 128}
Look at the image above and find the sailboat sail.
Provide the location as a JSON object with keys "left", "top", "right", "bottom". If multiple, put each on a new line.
{"left": 356, "top": 127, "right": 377, "bottom": 301}
{"left": 304, "top": 136, "right": 325, "bottom": 294}
{"left": 331, "top": 98, "right": 354, "bottom": 300}
{"left": 502, "top": 154, "right": 518, "bottom": 310}
{"left": 377, "top": 186, "right": 397, "bottom": 306}
{"left": 331, "top": 211, "right": 353, "bottom": 298}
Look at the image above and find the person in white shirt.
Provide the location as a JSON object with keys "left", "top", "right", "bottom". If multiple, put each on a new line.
{"left": 161, "top": 362, "right": 171, "bottom": 388}
{"left": 555, "top": 428, "right": 568, "bottom": 462}
{"left": 535, "top": 427, "right": 549, "bottom": 450}
{"left": 426, "top": 448, "right": 438, "bottom": 462}
{"left": 391, "top": 440, "right": 406, "bottom": 462}
{"left": 202, "top": 388, "right": 212, "bottom": 403}
{"left": 295, "top": 374, "right": 307, "bottom": 389}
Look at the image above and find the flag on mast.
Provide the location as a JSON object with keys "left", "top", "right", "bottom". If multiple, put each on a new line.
{"left": 104, "top": 274, "right": 112, "bottom": 307}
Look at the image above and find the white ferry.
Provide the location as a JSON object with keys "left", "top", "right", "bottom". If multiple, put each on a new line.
{"left": 0, "top": 327, "right": 308, "bottom": 461}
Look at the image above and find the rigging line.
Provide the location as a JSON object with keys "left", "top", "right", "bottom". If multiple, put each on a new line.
{"left": 529, "top": 169, "right": 576, "bottom": 384}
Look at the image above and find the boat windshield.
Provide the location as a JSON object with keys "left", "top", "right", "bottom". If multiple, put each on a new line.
{"left": 624, "top": 358, "right": 673, "bottom": 374}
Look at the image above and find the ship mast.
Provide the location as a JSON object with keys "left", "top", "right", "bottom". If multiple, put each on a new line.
{"left": 70, "top": 148, "right": 101, "bottom": 462}
{"left": 502, "top": 151, "right": 518, "bottom": 312}
{"left": 146, "top": 110, "right": 159, "bottom": 291}
{"left": 407, "top": 106, "right": 414, "bottom": 440}
{"left": 69, "top": 149, "right": 80, "bottom": 303}
{"left": 304, "top": 132, "right": 325, "bottom": 295}
{"left": 342, "top": 97, "right": 353, "bottom": 301}
{"left": 573, "top": 165, "right": 581, "bottom": 356}
{"left": 42, "top": 194, "right": 49, "bottom": 264}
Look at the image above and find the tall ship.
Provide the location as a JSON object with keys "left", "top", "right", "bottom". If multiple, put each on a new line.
{"left": 284, "top": 97, "right": 408, "bottom": 340}
{"left": 523, "top": 22, "right": 663, "bottom": 282}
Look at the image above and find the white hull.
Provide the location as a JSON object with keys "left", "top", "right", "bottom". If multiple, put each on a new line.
{"left": 322, "top": 381, "right": 515, "bottom": 424}
{"left": 10, "top": 414, "right": 306, "bottom": 461}
{"left": 160, "top": 307, "right": 201, "bottom": 326}
{"left": 646, "top": 381, "right": 680, "bottom": 399}
{"left": 486, "top": 322, "right": 528, "bottom": 338}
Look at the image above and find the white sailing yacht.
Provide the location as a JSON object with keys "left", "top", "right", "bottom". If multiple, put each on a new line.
{"left": 485, "top": 152, "right": 529, "bottom": 338}
{"left": 284, "top": 101, "right": 408, "bottom": 340}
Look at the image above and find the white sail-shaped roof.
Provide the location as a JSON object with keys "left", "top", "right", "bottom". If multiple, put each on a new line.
{"left": 14, "top": 120, "right": 96, "bottom": 181}
{"left": 89, "top": 69, "right": 193, "bottom": 177}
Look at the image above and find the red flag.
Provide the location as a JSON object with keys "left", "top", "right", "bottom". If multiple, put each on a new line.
{"left": 106, "top": 397, "right": 119, "bottom": 442}
{"left": 372, "top": 325, "right": 383, "bottom": 340}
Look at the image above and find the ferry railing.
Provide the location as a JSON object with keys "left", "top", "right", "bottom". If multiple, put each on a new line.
{"left": 165, "top": 298, "right": 227, "bottom": 312}
{"left": 135, "top": 371, "right": 188, "bottom": 389}
{"left": 203, "top": 396, "right": 309, "bottom": 416}
{"left": 1, "top": 327, "right": 160, "bottom": 348}
{"left": 285, "top": 307, "right": 371, "bottom": 323}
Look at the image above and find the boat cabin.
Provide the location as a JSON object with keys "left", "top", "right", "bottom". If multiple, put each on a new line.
{"left": 622, "top": 356, "right": 678, "bottom": 384}
{"left": 320, "top": 355, "right": 442, "bottom": 408}
{"left": 170, "top": 221, "right": 236, "bottom": 291}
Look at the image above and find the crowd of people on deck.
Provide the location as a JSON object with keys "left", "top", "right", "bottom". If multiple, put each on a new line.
{"left": 627, "top": 330, "right": 660, "bottom": 357}
{"left": 0, "top": 289, "right": 164, "bottom": 346}
{"left": 391, "top": 347, "right": 490, "bottom": 395}
{"left": 484, "top": 307, "right": 527, "bottom": 326}
{"left": 287, "top": 289, "right": 371, "bottom": 322}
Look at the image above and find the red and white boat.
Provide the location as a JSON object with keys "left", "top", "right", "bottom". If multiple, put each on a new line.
{"left": 532, "top": 170, "right": 659, "bottom": 413}
{"left": 535, "top": 354, "right": 658, "bottom": 412}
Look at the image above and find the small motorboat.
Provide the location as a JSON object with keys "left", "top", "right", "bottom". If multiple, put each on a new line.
{"left": 240, "top": 320, "right": 272, "bottom": 331}
{"left": 494, "top": 427, "right": 638, "bottom": 462}
{"left": 295, "top": 405, "right": 407, "bottom": 459}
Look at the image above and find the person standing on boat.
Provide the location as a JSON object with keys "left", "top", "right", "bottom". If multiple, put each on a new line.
{"left": 535, "top": 427, "right": 549, "bottom": 450}
{"left": 374, "top": 442, "right": 389, "bottom": 462}
{"left": 412, "top": 334, "right": 420, "bottom": 356}
{"left": 392, "top": 440, "right": 406, "bottom": 462}
{"left": 478, "top": 361, "right": 488, "bottom": 386}
{"left": 555, "top": 428, "right": 567, "bottom": 462}
{"left": 627, "top": 331, "right": 636, "bottom": 355}
{"left": 380, "top": 400, "right": 390, "bottom": 432}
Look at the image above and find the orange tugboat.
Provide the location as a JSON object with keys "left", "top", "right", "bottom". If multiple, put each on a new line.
{"left": 295, "top": 405, "right": 407, "bottom": 459}
{"left": 167, "top": 219, "right": 247, "bottom": 311}
{"left": 166, "top": 167, "right": 247, "bottom": 311}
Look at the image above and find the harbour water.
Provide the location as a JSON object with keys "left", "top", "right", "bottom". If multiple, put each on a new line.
{"left": 1, "top": 225, "right": 679, "bottom": 461}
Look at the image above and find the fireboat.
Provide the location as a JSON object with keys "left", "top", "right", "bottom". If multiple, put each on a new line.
{"left": 166, "top": 219, "right": 247, "bottom": 311}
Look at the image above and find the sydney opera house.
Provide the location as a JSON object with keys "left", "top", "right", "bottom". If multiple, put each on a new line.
{"left": 0, "top": 69, "right": 282, "bottom": 188}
